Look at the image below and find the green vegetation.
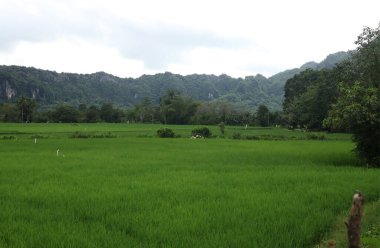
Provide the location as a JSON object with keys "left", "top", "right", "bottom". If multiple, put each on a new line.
{"left": 0, "top": 20, "right": 378, "bottom": 248}
{"left": 316, "top": 199, "right": 380, "bottom": 248}
{"left": 256, "top": 104, "right": 270, "bottom": 127}
{"left": 284, "top": 23, "right": 380, "bottom": 166}
{"left": 326, "top": 83, "right": 380, "bottom": 167}
{"left": 0, "top": 52, "right": 349, "bottom": 111}
{"left": 0, "top": 95, "right": 285, "bottom": 127}
{"left": 159, "top": 90, "right": 198, "bottom": 124}
{"left": 0, "top": 123, "right": 379, "bottom": 247}
{"left": 16, "top": 96, "right": 36, "bottom": 123}
{"left": 191, "top": 127, "right": 212, "bottom": 138}
{"left": 157, "top": 128, "right": 175, "bottom": 138}
{"left": 0, "top": 123, "right": 351, "bottom": 140}
{"left": 283, "top": 24, "right": 379, "bottom": 132}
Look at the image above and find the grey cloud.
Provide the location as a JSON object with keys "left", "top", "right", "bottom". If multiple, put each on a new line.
{"left": 109, "top": 22, "right": 249, "bottom": 69}
{"left": 0, "top": 3, "right": 249, "bottom": 70}
{"left": 0, "top": 3, "right": 103, "bottom": 50}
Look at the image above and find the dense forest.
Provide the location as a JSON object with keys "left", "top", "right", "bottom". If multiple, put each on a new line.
{"left": 0, "top": 51, "right": 349, "bottom": 111}
{"left": 2, "top": 92, "right": 281, "bottom": 127}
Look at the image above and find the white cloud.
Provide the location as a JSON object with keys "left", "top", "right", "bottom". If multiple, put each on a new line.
{"left": 0, "top": 0, "right": 379, "bottom": 78}
{"left": 0, "top": 39, "right": 150, "bottom": 78}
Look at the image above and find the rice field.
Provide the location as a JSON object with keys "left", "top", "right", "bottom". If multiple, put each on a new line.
{"left": 0, "top": 123, "right": 379, "bottom": 247}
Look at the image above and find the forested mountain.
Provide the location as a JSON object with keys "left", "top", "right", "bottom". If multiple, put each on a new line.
{"left": 0, "top": 51, "right": 349, "bottom": 110}
{"left": 267, "top": 51, "right": 351, "bottom": 96}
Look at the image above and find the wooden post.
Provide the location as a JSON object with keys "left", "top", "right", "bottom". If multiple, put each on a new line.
{"left": 345, "top": 191, "right": 364, "bottom": 248}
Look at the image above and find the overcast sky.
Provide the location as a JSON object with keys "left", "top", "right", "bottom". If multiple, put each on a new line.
{"left": 0, "top": 0, "right": 379, "bottom": 78}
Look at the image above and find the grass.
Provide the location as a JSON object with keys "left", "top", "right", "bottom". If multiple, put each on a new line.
{"left": 0, "top": 124, "right": 379, "bottom": 247}
{"left": 0, "top": 123, "right": 351, "bottom": 140}
{"left": 316, "top": 199, "right": 380, "bottom": 248}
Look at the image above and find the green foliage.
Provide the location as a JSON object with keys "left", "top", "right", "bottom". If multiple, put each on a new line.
{"left": 256, "top": 104, "right": 269, "bottom": 127}
{"left": 193, "top": 101, "right": 253, "bottom": 126}
{"left": 0, "top": 103, "right": 18, "bottom": 122}
{"left": 232, "top": 133, "right": 288, "bottom": 141}
{"left": 0, "top": 52, "right": 350, "bottom": 114}
{"left": 191, "top": 127, "right": 212, "bottom": 138}
{"left": 232, "top": 132, "right": 242, "bottom": 139}
{"left": 306, "top": 133, "right": 325, "bottom": 140}
{"left": 283, "top": 69, "right": 341, "bottom": 129}
{"left": 85, "top": 105, "right": 100, "bottom": 123}
{"left": 157, "top": 128, "right": 175, "bottom": 138}
{"left": 16, "top": 96, "right": 36, "bottom": 122}
{"left": 1, "top": 135, "right": 16, "bottom": 140}
{"left": 30, "top": 134, "right": 48, "bottom": 139}
{"left": 324, "top": 83, "right": 380, "bottom": 166}
{"left": 132, "top": 97, "right": 155, "bottom": 123}
{"left": 69, "top": 131, "right": 92, "bottom": 138}
{"left": 50, "top": 105, "right": 80, "bottom": 123}
{"left": 0, "top": 67, "right": 281, "bottom": 110}
{"left": 93, "top": 132, "right": 117, "bottom": 138}
{"left": 353, "top": 24, "right": 380, "bottom": 87}
{"left": 100, "top": 103, "right": 124, "bottom": 123}
{"left": 70, "top": 131, "right": 116, "bottom": 139}
{"left": 323, "top": 23, "right": 380, "bottom": 167}
{"left": 283, "top": 22, "right": 379, "bottom": 135}
{"left": 159, "top": 90, "right": 198, "bottom": 124}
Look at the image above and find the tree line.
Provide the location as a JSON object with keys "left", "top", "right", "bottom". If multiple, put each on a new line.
{"left": 284, "top": 23, "right": 380, "bottom": 166}
{"left": 0, "top": 91, "right": 285, "bottom": 127}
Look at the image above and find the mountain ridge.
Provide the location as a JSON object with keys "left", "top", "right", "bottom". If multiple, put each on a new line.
{"left": 0, "top": 51, "right": 350, "bottom": 110}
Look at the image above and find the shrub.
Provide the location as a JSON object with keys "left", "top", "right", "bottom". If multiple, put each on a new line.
{"left": 30, "top": 134, "right": 49, "bottom": 139}
{"left": 157, "top": 128, "right": 175, "bottom": 138}
{"left": 245, "top": 135, "right": 260, "bottom": 140}
{"left": 191, "top": 127, "right": 212, "bottom": 138}
{"left": 92, "top": 132, "right": 117, "bottom": 138}
{"left": 70, "top": 131, "right": 92, "bottom": 138}
{"left": 1, "top": 135, "right": 16, "bottom": 140}
{"left": 69, "top": 131, "right": 116, "bottom": 139}
{"left": 232, "top": 132, "right": 242, "bottom": 139}
{"left": 306, "top": 133, "right": 325, "bottom": 140}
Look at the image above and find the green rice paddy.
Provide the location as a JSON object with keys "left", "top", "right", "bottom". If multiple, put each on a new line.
{"left": 0, "top": 123, "right": 379, "bottom": 247}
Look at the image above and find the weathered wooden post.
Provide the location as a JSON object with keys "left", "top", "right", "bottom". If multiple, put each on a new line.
{"left": 345, "top": 191, "right": 364, "bottom": 248}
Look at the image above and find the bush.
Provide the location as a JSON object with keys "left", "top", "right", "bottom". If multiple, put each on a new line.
{"left": 69, "top": 131, "right": 116, "bottom": 139}
{"left": 30, "top": 134, "right": 49, "bottom": 139}
{"left": 92, "top": 132, "right": 116, "bottom": 138}
{"left": 191, "top": 127, "right": 212, "bottom": 138}
{"left": 1, "top": 135, "right": 16, "bottom": 140}
{"left": 232, "top": 132, "right": 242, "bottom": 139}
{"left": 306, "top": 133, "right": 325, "bottom": 140}
{"left": 245, "top": 135, "right": 260, "bottom": 140}
{"left": 70, "top": 131, "right": 92, "bottom": 138}
{"left": 157, "top": 128, "right": 175, "bottom": 138}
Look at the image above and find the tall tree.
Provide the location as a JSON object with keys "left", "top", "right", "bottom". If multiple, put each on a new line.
{"left": 256, "top": 104, "right": 269, "bottom": 127}
{"left": 50, "top": 105, "right": 79, "bottom": 123}
{"left": 134, "top": 97, "right": 154, "bottom": 123}
{"left": 159, "top": 90, "right": 198, "bottom": 124}
{"left": 100, "top": 103, "right": 124, "bottom": 123}
{"left": 0, "top": 103, "right": 19, "bottom": 122}
{"left": 353, "top": 23, "right": 380, "bottom": 87}
{"left": 16, "top": 96, "right": 36, "bottom": 123}
{"left": 85, "top": 105, "right": 100, "bottom": 123}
